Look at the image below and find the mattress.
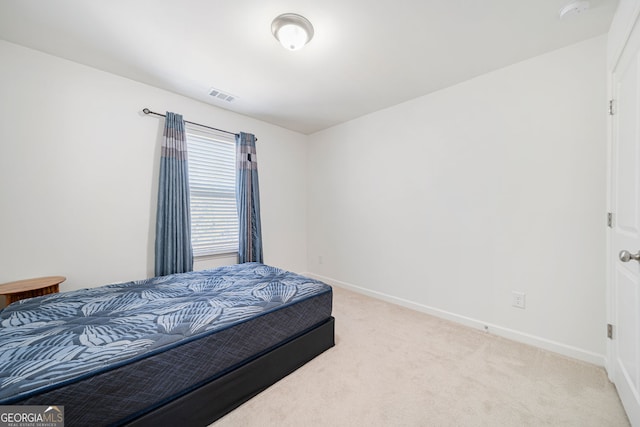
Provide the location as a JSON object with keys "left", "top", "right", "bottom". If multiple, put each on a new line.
{"left": 0, "top": 263, "right": 333, "bottom": 425}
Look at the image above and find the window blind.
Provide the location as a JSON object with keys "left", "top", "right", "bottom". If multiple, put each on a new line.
{"left": 185, "top": 126, "right": 238, "bottom": 256}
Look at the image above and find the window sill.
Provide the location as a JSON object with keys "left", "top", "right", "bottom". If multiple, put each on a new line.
{"left": 193, "top": 253, "right": 238, "bottom": 271}
{"left": 194, "top": 252, "right": 238, "bottom": 260}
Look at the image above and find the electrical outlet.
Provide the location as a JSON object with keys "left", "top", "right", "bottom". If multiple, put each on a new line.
{"left": 512, "top": 291, "right": 526, "bottom": 309}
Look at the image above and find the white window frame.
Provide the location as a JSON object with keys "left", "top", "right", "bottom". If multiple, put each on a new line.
{"left": 185, "top": 124, "right": 238, "bottom": 257}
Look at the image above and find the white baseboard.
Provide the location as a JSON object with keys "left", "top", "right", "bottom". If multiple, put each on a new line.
{"left": 305, "top": 272, "right": 606, "bottom": 367}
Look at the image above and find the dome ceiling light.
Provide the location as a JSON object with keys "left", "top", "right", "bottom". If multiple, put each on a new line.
{"left": 271, "top": 13, "right": 314, "bottom": 51}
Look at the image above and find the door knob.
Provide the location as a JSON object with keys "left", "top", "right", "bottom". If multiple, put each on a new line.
{"left": 619, "top": 250, "right": 640, "bottom": 262}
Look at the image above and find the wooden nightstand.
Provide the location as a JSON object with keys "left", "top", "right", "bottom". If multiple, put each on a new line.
{"left": 0, "top": 276, "right": 65, "bottom": 305}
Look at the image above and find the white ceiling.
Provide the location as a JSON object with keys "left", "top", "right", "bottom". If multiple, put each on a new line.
{"left": 0, "top": 0, "right": 619, "bottom": 134}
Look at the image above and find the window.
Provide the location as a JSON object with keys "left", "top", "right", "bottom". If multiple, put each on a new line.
{"left": 185, "top": 125, "right": 238, "bottom": 256}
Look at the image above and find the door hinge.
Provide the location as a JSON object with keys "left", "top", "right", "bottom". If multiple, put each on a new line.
{"left": 607, "top": 323, "right": 613, "bottom": 339}
{"left": 609, "top": 99, "right": 615, "bottom": 115}
{"left": 607, "top": 212, "right": 613, "bottom": 228}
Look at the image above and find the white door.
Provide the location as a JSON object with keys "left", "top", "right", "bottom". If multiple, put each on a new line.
{"left": 611, "top": 12, "right": 640, "bottom": 426}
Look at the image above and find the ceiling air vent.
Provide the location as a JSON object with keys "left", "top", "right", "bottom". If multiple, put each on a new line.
{"left": 208, "top": 87, "right": 237, "bottom": 103}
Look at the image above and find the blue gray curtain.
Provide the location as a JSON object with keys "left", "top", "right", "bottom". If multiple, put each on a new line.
{"left": 155, "top": 112, "right": 193, "bottom": 276}
{"left": 236, "top": 132, "right": 263, "bottom": 263}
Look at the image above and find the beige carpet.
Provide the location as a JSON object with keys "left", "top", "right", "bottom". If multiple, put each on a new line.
{"left": 213, "top": 286, "right": 629, "bottom": 426}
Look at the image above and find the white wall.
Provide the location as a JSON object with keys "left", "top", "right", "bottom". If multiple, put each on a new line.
{"left": 0, "top": 35, "right": 610, "bottom": 363}
{"left": 0, "top": 40, "right": 308, "bottom": 294}
{"left": 307, "top": 36, "right": 608, "bottom": 364}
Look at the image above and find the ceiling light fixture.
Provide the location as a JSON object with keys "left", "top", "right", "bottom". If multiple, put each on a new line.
{"left": 271, "top": 13, "right": 314, "bottom": 51}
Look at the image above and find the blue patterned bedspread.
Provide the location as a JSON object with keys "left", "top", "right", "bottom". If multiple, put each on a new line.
{"left": 0, "top": 263, "right": 331, "bottom": 402}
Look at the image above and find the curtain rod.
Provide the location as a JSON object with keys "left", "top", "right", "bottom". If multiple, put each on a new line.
{"left": 142, "top": 108, "right": 239, "bottom": 138}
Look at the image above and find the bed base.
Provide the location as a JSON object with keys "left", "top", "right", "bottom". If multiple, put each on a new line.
{"left": 125, "top": 316, "right": 335, "bottom": 426}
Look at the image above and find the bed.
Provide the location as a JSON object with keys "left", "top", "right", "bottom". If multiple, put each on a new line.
{"left": 0, "top": 263, "right": 334, "bottom": 426}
